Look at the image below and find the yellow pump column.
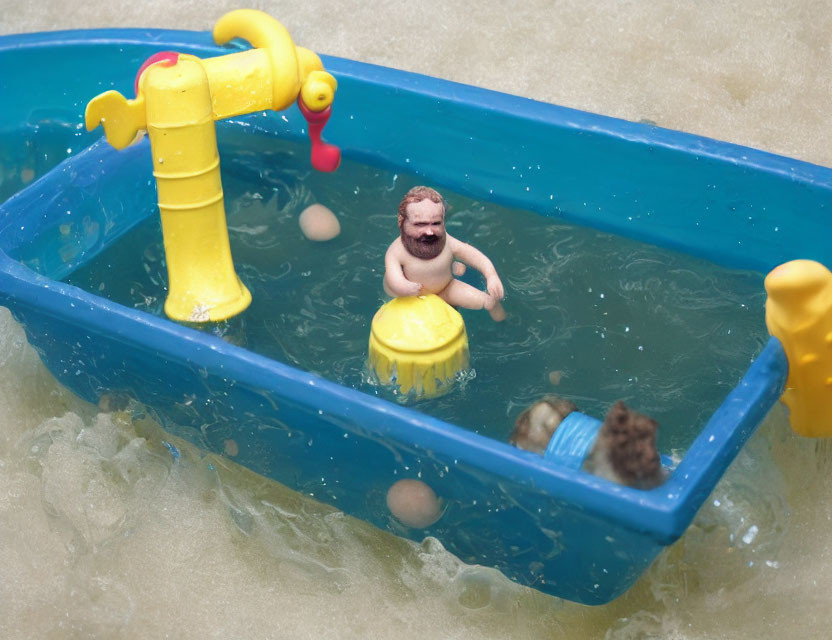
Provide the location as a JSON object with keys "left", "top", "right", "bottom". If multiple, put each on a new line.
{"left": 144, "top": 58, "right": 251, "bottom": 322}
{"left": 85, "top": 9, "right": 340, "bottom": 324}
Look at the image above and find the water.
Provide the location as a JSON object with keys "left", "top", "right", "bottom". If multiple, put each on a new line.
{"left": 0, "top": 120, "right": 89, "bottom": 202}
{"left": 0, "top": 310, "right": 819, "bottom": 638}
{"left": 63, "top": 132, "right": 768, "bottom": 453}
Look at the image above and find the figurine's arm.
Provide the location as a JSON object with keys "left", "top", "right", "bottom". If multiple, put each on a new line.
{"left": 449, "top": 236, "right": 505, "bottom": 300}
{"left": 384, "top": 243, "right": 423, "bottom": 297}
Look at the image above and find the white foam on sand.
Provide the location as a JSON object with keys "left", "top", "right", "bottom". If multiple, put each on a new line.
{"left": 1, "top": 2, "right": 832, "bottom": 638}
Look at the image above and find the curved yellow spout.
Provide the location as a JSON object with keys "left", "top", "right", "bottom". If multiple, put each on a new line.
{"left": 84, "top": 10, "right": 339, "bottom": 322}
{"left": 212, "top": 9, "right": 335, "bottom": 112}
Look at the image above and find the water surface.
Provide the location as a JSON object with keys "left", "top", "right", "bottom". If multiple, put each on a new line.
{"left": 64, "top": 132, "right": 769, "bottom": 453}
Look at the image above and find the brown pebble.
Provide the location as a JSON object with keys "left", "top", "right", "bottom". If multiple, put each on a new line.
{"left": 98, "top": 394, "right": 112, "bottom": 412}
{"left": 224, "top": 439, "right": 239, "bottom": 456}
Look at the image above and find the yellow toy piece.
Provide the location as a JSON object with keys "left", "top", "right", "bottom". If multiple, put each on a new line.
{"left": 84, "top": 90, "right": 147, "bottom": 151}
{"left": 84, "top": 9, "right": 338, "bottom": 322}
{"left": 765, "top": 259, "right": 832, "bottom": 437}
{"left": 369, "top": 295, "right": 469, "bottom": 398}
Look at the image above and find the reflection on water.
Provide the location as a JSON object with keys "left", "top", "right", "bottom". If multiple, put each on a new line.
{"left": 1, "top": 304, "right": 831, "bottom": 638}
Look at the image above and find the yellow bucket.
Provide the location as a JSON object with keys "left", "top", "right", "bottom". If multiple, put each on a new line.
{"left": 368, "top": 295, "right": 469, "bottom": 398}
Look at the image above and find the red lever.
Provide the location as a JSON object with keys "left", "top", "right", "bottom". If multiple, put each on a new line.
{"left": 134, "top": 51, "right": 180, "bottom": 96}
{"left": 297, "top": 98, "right": 341, "bottom": 173}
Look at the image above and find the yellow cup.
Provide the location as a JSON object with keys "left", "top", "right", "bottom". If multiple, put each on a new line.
{"left": 369, "top": 295, "right": 469, "bottom": 398}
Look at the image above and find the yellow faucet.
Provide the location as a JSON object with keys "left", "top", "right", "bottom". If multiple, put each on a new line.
{"left": 85, "top": 9, "right": 340, "bottom": 322}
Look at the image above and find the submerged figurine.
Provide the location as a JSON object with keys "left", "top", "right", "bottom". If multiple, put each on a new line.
{"left": 384, "top": 186, "right": 506, "bottom": 321}
{"left": 510, "top": 396, "right": 578, "bottom": 454}
{"left": 511, "top": 396, "right": 666, "bottom": 490}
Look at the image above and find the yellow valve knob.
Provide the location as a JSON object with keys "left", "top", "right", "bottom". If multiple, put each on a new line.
{"left": 84, "top": 92, "right": 146, "bottom": 151}
{"left": 300, "top": 70, "right": 337, "bottom": 112}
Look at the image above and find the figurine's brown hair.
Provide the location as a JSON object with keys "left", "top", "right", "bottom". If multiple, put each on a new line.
{"left": 596, "top": 401, "right": 662, "bottom": 488}
{"left": 509, "top": 396, "right": 577, "bottom": 454}
{"left": 397, "top": 186, "right": 445, "bottom": 228}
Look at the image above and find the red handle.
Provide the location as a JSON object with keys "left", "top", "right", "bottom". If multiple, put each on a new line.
{"left": 134, "top": 51, "right": 179, "bottom": 96}
{"left": 297, "top": 98, "right": 341, "bottom": 173}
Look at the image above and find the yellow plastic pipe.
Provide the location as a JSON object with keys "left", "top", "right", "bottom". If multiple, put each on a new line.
{"left": 85, "top": 10, "right": 338, "bottom": 322}
{"left": 144, "top": 57, "right": 251, "bottom": 321}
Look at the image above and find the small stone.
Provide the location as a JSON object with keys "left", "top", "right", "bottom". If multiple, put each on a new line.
{"left": 299, "top": 204, "right": 341, "bottom": 241}
{"left": 386, "top": 479, "right": 442, "bottom": 528}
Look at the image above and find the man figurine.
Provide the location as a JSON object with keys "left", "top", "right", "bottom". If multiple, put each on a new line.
{"left": 384, "top": 186, "right": 506, "bottom": 321}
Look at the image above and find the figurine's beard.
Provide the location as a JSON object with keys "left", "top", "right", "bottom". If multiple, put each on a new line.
{"left": 402, "top": 231, "right": 446, "bottom": 259}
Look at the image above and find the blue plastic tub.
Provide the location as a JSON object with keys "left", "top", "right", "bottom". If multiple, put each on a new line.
{"left": 1, "top": 27, "right": 827, "bottom": 604}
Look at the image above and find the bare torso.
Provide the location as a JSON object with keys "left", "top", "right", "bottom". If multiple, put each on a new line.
{"left": 387, "top": 235, "right": 457, "bottom": 294}
{"left": 384, "top": 221, "right": 505, "bottom": 321}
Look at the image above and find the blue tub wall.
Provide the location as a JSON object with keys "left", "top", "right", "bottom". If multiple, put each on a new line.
{"left": 0, "top": 29, "right": 812, "bottom": 604}
{"left": 0, "top": 254, "right": 667, "bottom": 604}
{"left": 2, "top": 30, "right": 830, "bottom": 273}
{"left": 0, "top": 139, "right": 155, "bottom": 275}
{"left": 0, "top": 151, "right": 789, "bottom": 606}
